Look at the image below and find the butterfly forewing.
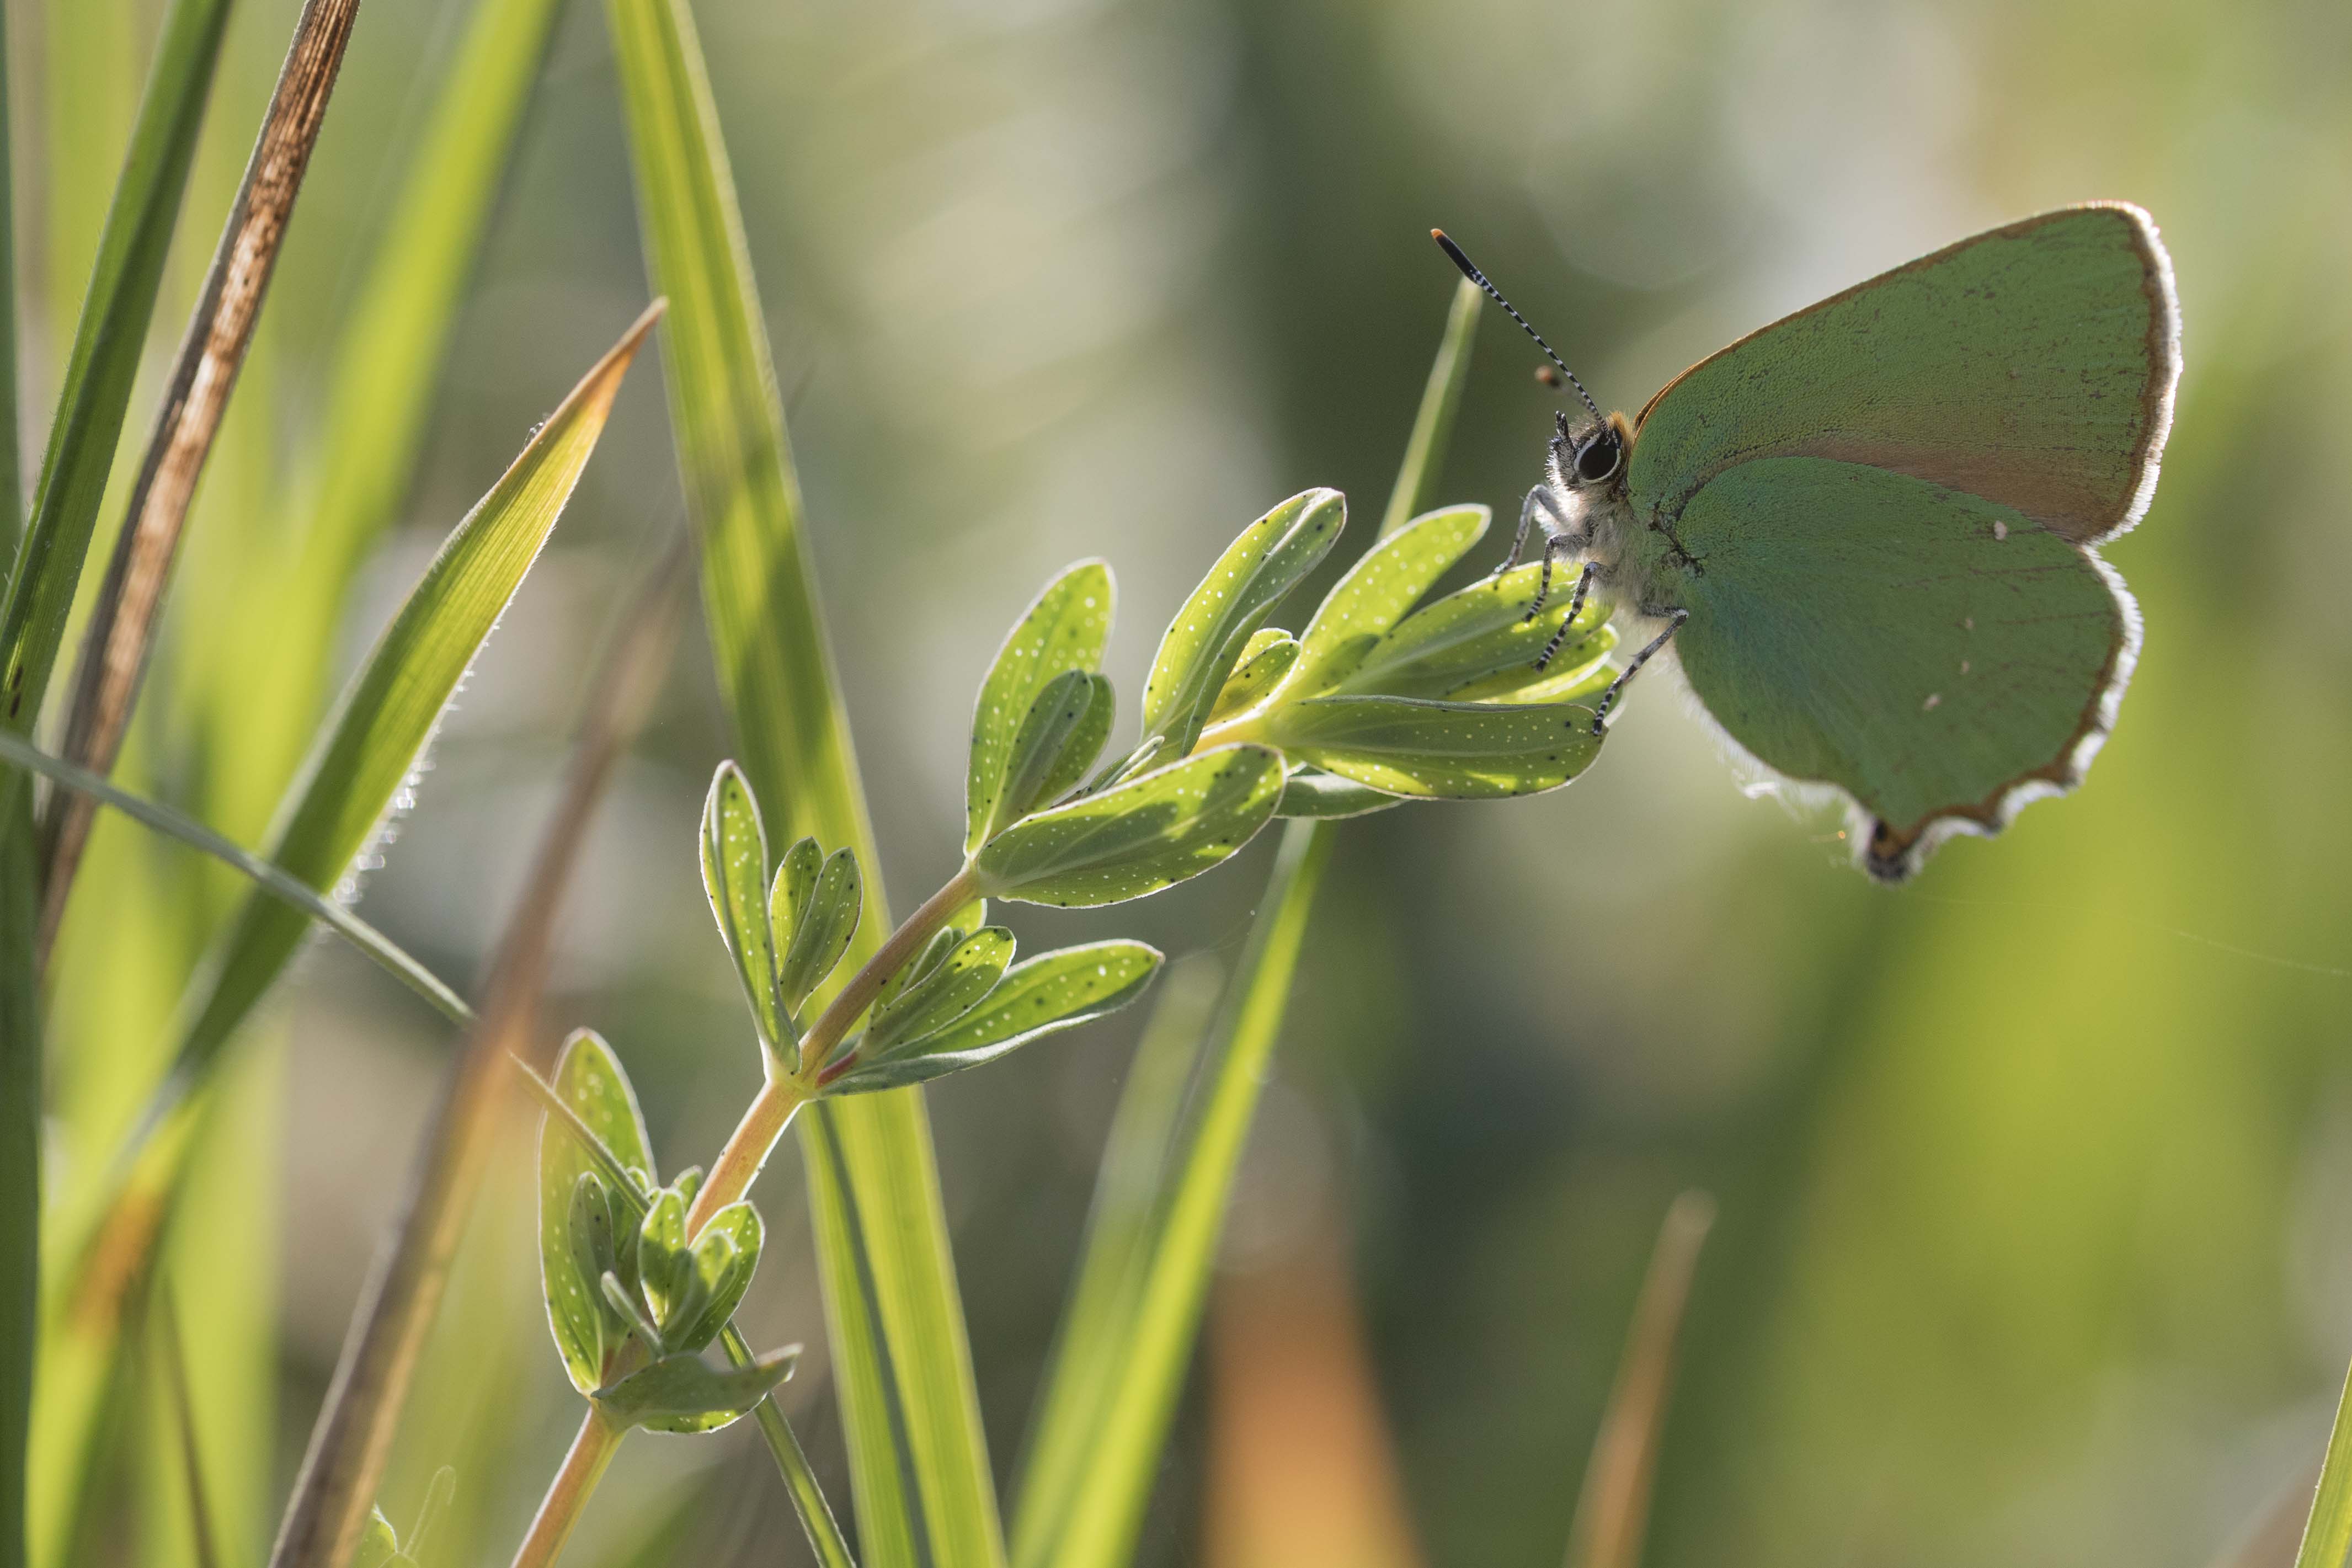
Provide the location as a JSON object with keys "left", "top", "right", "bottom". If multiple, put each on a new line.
{"left": 1630, "top": 204, "right": 2179, "bottom": 546}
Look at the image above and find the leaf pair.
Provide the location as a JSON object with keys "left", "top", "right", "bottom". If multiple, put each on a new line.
{"left": 827, "top": 939, "right": 1165, "bottom": 1096}
{"left": 963, "top": 549, "right": 1295, "bottom": 910}
{"left": 536, "top": 1032, "right": 794, "bottom": 1434}
{"left": 701, "top": 762, "right": 861, "bottom": 1071}
{"left": 966, "top": 561, "right": 1117, "bottom": 852}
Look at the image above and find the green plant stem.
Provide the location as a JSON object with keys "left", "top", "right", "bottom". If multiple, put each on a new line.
{"left": 687, "top": 863, "right": 979, "bottom": 1238}
{"left": 510, "top": 1411, "right": 624, "bottom": 1568}
{"left": 511, "top": 862, "right": 982, "bottom": 1565}
{"left": 722, "top": 1326, "right": 858, "bottom": 1568}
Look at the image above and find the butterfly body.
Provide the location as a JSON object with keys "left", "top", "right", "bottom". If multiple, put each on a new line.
{"left": 1490, "top": 204, "right": 2179, "bottom": 880}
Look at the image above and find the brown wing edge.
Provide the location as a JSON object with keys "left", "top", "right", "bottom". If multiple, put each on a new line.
{"left": 1857, "top": 549, "right": 2140, "bottom": 882}
{"left": 1632, "top": 202, "right": 2184, "bottom": 547}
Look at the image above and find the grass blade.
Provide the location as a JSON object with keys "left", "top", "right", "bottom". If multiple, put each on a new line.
{"left": 0, "top": 0, "right": 20, "bottom": 1546}
{"left": 1561, "top": 1192, "right": 1714, "bottom": 1568}
{"left": 0, "top": 0, "right": 232, "bottom": 790}
{"left": 1012, "top": 276, "right": 1482, "bottom": 1568}
{"left": 1, "top": 803, "right": 35, "bottom": 1568}
{"left": 1011, "top": 958, "right": 1220, "bottom": 1563}
{"left": 0, "top": 730, "right": 466, "bottom": 1023}
{"left": 154, "top": 1292, "right": 222, "bottom": 1568}
{"left": 2292, "top": 1359, "right": 2352, "bottom": 1568}
{"left": 1016, "top": 819, "right": 1331, "bottom": 1568}
{"left": 267, "top": 537, "right": 688, "bottom": 1568}
{"left": 604, "top": 0, "right": 1006, "bottom": 1560}
{"left": 41, "top": 0, "right": 364, "bottom": 955}
{"left": 62, "top": 305, "right": 658, "bottom": 1397}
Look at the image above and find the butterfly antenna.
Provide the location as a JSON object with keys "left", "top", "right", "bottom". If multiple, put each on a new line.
{"left": 1431, "top": 229, "right": 1604, "bottom": 425}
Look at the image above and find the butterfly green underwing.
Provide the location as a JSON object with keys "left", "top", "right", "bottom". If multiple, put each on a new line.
{"left": 1438, "top": 204, "right": 2181, "bottom": 881}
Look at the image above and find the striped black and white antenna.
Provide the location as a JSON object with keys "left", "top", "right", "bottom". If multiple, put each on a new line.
{"left": 1431, "top": 229, "right": 1603, "bottom": 426}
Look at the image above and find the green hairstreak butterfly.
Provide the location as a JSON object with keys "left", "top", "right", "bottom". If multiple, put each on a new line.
{"left": 1436, "top": 205, "right": 2181, "bottom": 881}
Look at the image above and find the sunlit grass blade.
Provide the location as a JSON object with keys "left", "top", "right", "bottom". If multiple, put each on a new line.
{"left": 0, "top": 0, "right": 231, "bottom": 790}
{"left": 1018, "top": 819, "right": 1332, "bottom": 1568}
{"left": 266, "top": 534, "right": 686, "bottom": 1568}
{"left": 605, "top": 0, "right": 1006, "bottom": 1559}
{"left": 63, "top": 305, "right": 657, "bottom": 1380}
{"left": 2291, "top": 1356, "right": 2352, "bottom": 1568}
{"left": 40, "top": 0, "right": 363, "bottom": 953}
{"left": 1011, "top": 957, "right": 1220, "bottom": 1564}
{"left": 4, "top": 9, "right": 227, "bottom": 1562}
{"left": 1561, "top": 1192, "right": 1714, "bottom": 1568}
{"left": 1013, "top": 276, "right": 1482, "bottom": 1568}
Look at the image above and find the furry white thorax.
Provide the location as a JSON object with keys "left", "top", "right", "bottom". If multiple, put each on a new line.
{"left": 1538, "top": 430, "right": 1671, "bottom": 625}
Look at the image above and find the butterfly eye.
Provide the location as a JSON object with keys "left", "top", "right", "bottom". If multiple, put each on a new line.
{"left": 1574, "top": 429, "right": 1623, "bottom": 484}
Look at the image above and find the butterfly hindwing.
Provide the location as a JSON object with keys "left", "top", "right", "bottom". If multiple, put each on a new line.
{"left": 1670, "top": 457, "right": 2132, "bottom": 877}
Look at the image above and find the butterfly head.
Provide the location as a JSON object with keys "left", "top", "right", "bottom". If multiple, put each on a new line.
{"left": 1551, "top": 408, "right": 1632, "bottom": 491}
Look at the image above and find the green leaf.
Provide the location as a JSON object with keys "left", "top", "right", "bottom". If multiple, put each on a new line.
{"left": 968, "top": 562, "right": 1114, "bottom": 852}
{"left": 596, "top": 1346, "right": 802, "bottom": 1435}
{"left": 977, "top": 746, "right": 1284, "bottom": 908}
{"left": 874, "top": 926, "right": 962, "bottom": 1022}
{"left": 995, "top": 672, "right": 1113, "bottom": 834}
{"left": 540, "top": 1031, "right": 657, "bottom": 1394}
{"left": 0, "top": 0, "right": 231, "bottom": 781}
{"left": 828, "top": 942, "right": 1163, "bottom": 1095}
{"left": 2295, "top": 1352, "right": 2352, "bottom": 1568}
{"left": 636, "top": 1187, "right": 693, "bottom": 1334}
{"left": 610, "top": 0, "right": 1005, "bottom": 1550}
{"left": 868, "top": 928, "right": 1017, "bottom": 1055}
{"left": 778, "top": 849, "right": 861, "bottom": 1015}
{"left": 674, "top": 1203, "right": 764, "bottom": 1355}
{"left": 1260, "top": 695, "right": 1605, "bottom": 798}
{"left": 768, "top": 836, "right": 823, "bottom": 974}
{"left": 1330, "top": 558, "right": 1616, "bottom": 704}
{"left": 1204, "top": 632, "right": 1297, "bottom": 727}
{"left": 353, "top": 1510, "right": 400, "bottom": 1568}
{"left": 1139, "top": 490, "right": 1345, "bottom": 756}
{"left": 1274, "top": 767, "right": 1404, "bottom": 820}
{"left": 701, "top": 761, "right": 786, "bottom": 1055}
{"left": 1279, "top": 504, "right": 1488, "bottom": 698}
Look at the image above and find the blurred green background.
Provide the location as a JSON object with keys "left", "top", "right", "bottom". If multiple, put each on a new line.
{"left": 24, "top": 0, "right": 2352, "bottom": 1563}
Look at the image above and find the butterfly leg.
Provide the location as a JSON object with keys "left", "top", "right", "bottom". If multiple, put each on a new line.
{"left": 1497, "top": 484, "right": 1576, "bottom": 580}
{"left": 1530, "top": 562, "right": 1599, "bottom": 671}
{"left": 1496, "top": 487, "right": 1543, "bottom": 577}
{"left": 1590, "top": 607, "right": 1688, "bottom": 735}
